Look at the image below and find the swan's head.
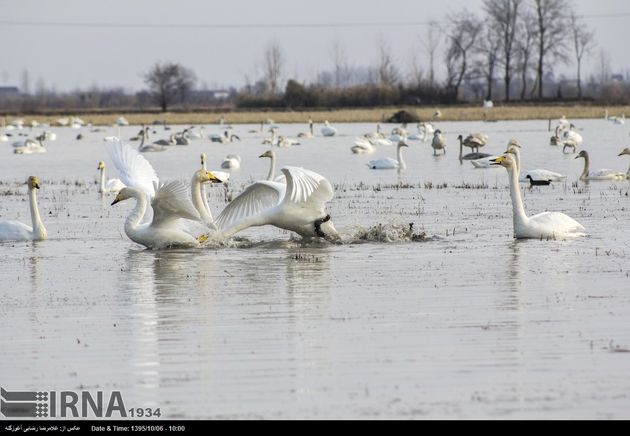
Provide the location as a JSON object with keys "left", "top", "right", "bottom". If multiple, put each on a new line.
{"left": 434, "top": 129, "right": 442, "bottom": 135}
{"left": 490, "top": 155, "right": 516, "bottom": 169}
{"left": 195, "top": 169, "right": 223, "bottom": 184}
{"left": 397, "top": 141, "right": 409, "bottom": 148}
{"left": 97, "top": 161, "right": 105, "bottom": 170}
{"left": 457, "top": 134, "right": 463, "bottom": 140}
{"left": 27, "top": 176, "right": 41, "bottom": 190}
{"left": 506, "top": 138, "right": 521, "bottom": 148}
{"left": 111, "top": 188, "right": 135, "bottom": 206}
{"left": 575, "top": 150, "right": 588, "bottom": 160}
{"left": 259, "top": 150, "right": 275, "bottom": 159}
{"left": 618, "top": 147, "right": 630, "bottom": 157}
{"left": 313, "top": 214, "right": 339, "bottom": 241}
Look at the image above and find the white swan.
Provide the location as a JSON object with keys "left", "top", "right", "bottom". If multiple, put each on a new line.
{"left": 321, "top": 120, "right": 337, "bottom": 137}
{"left": 618, "top": 148, "right": 630, "bottom": 179}
{"left": 0, "top": 176, "right": 48, "bottom": 242}
{"left": 262, "top": 127, "right": 279, "bottom": 145}
{"left": 277, "top": 136, "right": 300, "bottom": 147}
{"left": 367, "top": 141, "right": 408, "bottom": 169}
{"left": 364, "top": 124, "right": 386, "bottom": 140}
{"left": 351, "top": 138, "right": 375, "bottom": 154}
{"left": 116, "top": 116, "right": 129, "bottom": 126}
{"left": 215, "top": 166, "right": 338, "bottom": 240}
{"left": 504, "top": 144, "right": 567, "bottom": 182}
{"left": 13, "top": 137, "right": 47, "bottom": 154}
{"left": 258, "top": 149, "right": 287, "bottom": 183}
{"left": 297, "top": 120, "right": 315, "bottom": 138}
{"left": 138, "top": 128, "right": 167, "bottom": 152}
{"left": 562, "top": 124, "right": 582, "bottom": 153}
{"left": 97, "top": 161, "right": 126, "bottom": 194}
{"left": 575, "top": 150, "right": 625, "bottom": 181}
{"left": 221, "top": 154, "right": 241, "bottom": 170}
{"left": 408, "top": 122, "right": 434, "bottom": 141}
{"left": 491, "top": 155, "right": 586, "bottom": 239}
{"left": 431, "top": 129, "right": 447, "bottom": 155}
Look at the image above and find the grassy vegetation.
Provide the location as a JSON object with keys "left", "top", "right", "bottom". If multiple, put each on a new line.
{"left": 5, "top": 104, "right": 629, "bottom": 126}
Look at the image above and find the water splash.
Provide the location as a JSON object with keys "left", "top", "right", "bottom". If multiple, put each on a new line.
{"left": 342, "top": 222, "right": 430, "bottom": 244}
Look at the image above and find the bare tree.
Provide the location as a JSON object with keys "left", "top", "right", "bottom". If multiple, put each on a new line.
{"left": 20, "top": 69, "right": 31, "bottom": 96}
{"left": 264, "top": 41, "right": 284, "bottom": 95}
{"left": 445, "top": 12, "right": 483, "bottom": 99}
{"left": 483, "top": 0, "right": 523, "bottom": 101}
{"left": 375, "top": 38, "right": 399, "bottom": 87}
{"left": 475, "top": 27, "right": 502, "bottom": 101}
{"left": 420, "top": 21, "right": 441, "bottom": 88}
{"left": 597, "top": 49, "right": 612, "bottom": 86}
{"left": 533, "top": 0, "right": 570, "bottom": 99}
{"left": 330, "top": 41, "right": 351, "bottom": 88}
{"left": 569, "top": 12, "right": 595, "bottom": 99}
{"left": 516, "top": 11, "right": 538, "bottom": 100}
{"left": 143, "top": 62, "right": 196, "bottom": 112}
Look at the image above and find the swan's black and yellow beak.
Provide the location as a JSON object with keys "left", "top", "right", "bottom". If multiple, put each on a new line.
{"left": 206, "top": 171, "right": 223, "bottom": 184}
{"left": 490, "top": 156, "right": 506, "bottom": 165}
{"left": 111, "top": 195, "right": 121, "bottom": 206}
{"left": 34, "top": 182, "right": 40, "bottom": 189}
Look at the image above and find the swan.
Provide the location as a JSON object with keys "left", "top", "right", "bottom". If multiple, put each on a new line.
{"left": 351, "top": 138, "right": 375, "bottom": 154}
{"left": 97, "top": 161, "right": 126, "bottom": 194}
{"left": 364, "top": 124, "right": 386, "bottom": 140}
{"left": 198, "top": 153, "right": 229, "bottom": 230}
{"left": 389, "top": 126, "right": 408, "bottom": 142}
{"left": 408, "top": 122, "right": 434, "bottom": 141}
{"left": 221, "top": 154, "right": 241, "bottom": 170}
{"left": 574, "top": 150, "right": 625, "bottom": 181}
{"left": 215, "top": 166, "right": 338, "bottom": 241}
{"left": 277, "top": 136, "right": 300, "bottom": 148}
{"left": 185, "top": 126, "right": 205, "bottom": 139}
{"left": 116, "top": 116, "right": 129, "bottom": 126}
{"left": 0, "top": 176, "right": 47, "bottom": 242}
{"left": 504, "top": 144, "right": 567, "bottom": 182}
{"left": 200, "top": 153, "right": 230, "bottom": 183}
{"left": 262, "top": 127, "right": 278, "bottom": 145}
{"left": 457, "top": 134, "right": 491, "bottom": 160}
{"left": 297, "top": 119, "right": 315, "bottom": 138}
{"left": 321, "top": 120, "right": 337, "bottom": 137}
{"left": 491, "top": 155, "right": 586, "bottom": 239}
{"left": 459, "top": 133, "right": 488, "bottom": 153}
{"left": 618, "top": 148, "right": 630, "bottom": 179}
{"left": 431, "top": 129, "right": 447, "bottom": 155}
{"left": 0, "top": 133, "right": 8, "bottom": 142}
{"left": 562, "top": 124, "right": 582, "bottom": 153}
{"left": 609, "top": 114, "right": 626, "bottom": 125}
{"left": 249, "top": 121, "right": 265, "bottom": 134}
{"left": 367, "top": 141, "right": 408, "bottom": 169}
{"left": 13, "top": 136, "right": 47, "bottom": 154}
{"left": 137, "top": 127, "right": 167, "bottom": 152}
{"left": 210, "top": 131, "right": 240, "bottom": 144}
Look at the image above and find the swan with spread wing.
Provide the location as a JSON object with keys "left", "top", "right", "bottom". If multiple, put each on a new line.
{"left": 215, "top": 166, "right": 338, "bottom": 240}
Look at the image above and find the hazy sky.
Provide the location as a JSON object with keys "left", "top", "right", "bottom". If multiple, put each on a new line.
{"left": 2, "top": 0, "right": 629, "bottom": 93}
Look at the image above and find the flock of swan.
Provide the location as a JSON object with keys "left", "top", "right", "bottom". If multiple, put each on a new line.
{"left": 1, "top": 114, "right": 629, "bottom": 246}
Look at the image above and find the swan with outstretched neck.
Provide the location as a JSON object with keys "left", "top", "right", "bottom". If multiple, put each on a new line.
{"left": 575, "top": 150, "right": 625, "bottom": 181}
{"left": 97, "top": 161, "right": 126, "bottom": 194}
{"left": 367, "top": 141, "right": 408, "bottom": 169}
{"left": 618, "top": 148, "right": 630, "bottom": 179}
{"left": 491, "top": 155, "right": 585, "bottom": 239}
{"left": 0, "top": 176, "right": 48, "bottom": 241}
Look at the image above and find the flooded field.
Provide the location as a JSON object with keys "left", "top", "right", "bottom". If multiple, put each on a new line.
{"left": 1, "top": 119, "right": 629, "bottom": 419}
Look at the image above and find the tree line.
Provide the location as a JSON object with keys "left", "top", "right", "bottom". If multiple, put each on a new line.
{"left": 2, "top": 0, "right": 628, "bottom": 113}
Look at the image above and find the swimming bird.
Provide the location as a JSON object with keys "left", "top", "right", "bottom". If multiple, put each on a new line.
{"left": 504, "top": 144, "right": 567, "bottom": 182}
{"left": 457, "top": 134, "right": 491, "bottom": 160}
{"left": 491, "top": 155, "right": 586, "bottom": 239}
{"left": 262, "top": 127, "right": 278, "bottom": 145}
{"left": 618, "top": 147, "right": 630, "bottom": 179}
{"left": 562, "top": 124, "right": 582, "bottom": 153}
{"left": 221, "top": 154, "right": 241, "bottom": 170}
{"left": 277, "top": 136, "right": 300, "bottom": 147}
{"left": 525, "top": 175, "right": 551, "bottom": 186}
{"left": 431, "top": 130, "right": 447, "bottom": 155}
{"left": 0, "top": 176, "right": 48, "bottom": 242}
{"left": 351, "top": 138, "right": 376, "bottom": 154}
{"left": 364, "top": 124, "right": 386, "bottom": 140}
{"left": 367, "top": 141, "right": 408, "bottom": 169}
{"left": 321, "top": 120, "right": 337, "bottom": 137}
{"left": 297, "top": 119, "right": 315, "bottom": 138}
{"left": 13, "top": 136, "right": 47, "bottom": 154}
{"left": 97, "top": 161, "right": 126, "bottom": 194}
{"left": 459, "top": 133, "right": 488, "bottom": 153}
{"left": 574, "top": 150, "right": 625, "bottom": 181}
{"left": 215, "top": 166, "right": 338, "bottom": 241}
{"left": 138, "top": 127, "right": 167, "bottom": 152}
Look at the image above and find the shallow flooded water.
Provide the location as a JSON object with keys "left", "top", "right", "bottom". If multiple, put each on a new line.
{"left": 1, "top": 119, "right": 629, "bottom": 419}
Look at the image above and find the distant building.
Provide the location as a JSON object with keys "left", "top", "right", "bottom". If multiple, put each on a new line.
{"left": 0, "top": 86, "right": 20, "bottom": 96}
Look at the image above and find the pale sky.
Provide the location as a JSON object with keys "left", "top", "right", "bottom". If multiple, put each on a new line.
{"left": 1, "top": 0, "right": 629, "bottom": 93}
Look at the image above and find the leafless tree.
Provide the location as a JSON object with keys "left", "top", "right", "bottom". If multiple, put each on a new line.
{"left": 475, "top": 27, "right": 502, "bottom": 101}
{"left": 264, "top": 41, "right": 284, "bottom": 95}
{"left": 533, "top": 0, "right": 570, "bottom": 99}
{"left": 569, "top": 12, "right": 595, "bottom": 99}
{"left": 516, "top": 11, "right": 538, "bottom": 100}
{"left": 597, "top": 49, "right": 612, "bottom": 86}
{"left": 330, "top": 41, "right": 351, "bottom": 88}
{"left": 445, "top": 12, "right": 483, "bottom": 99}
{"left": 483, "top": 0, "right": 523, "bottom": 101}
{"left": 420, "top": 21, "right": 441, "bottom": 88}
{"left": 375, "top": 38, "right": 399, "bottom": 87}
{"left": 143, "top": 62, "right": 196, "bottom": 112}
{"left": 20, "top": 69, "right": 31, "bottom": 96}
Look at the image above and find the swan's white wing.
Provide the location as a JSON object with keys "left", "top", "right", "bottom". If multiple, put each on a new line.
{"left": 104, "top": 138, "right": 159, "bottom": 197}
{"left": 151, "top": 180, "right": 200, "bottom": 226}
{"left": 215, "top": 181, "right": 284, "bottom": 231}
{"left": 0, "top": 220, "right": 33, "bottom": 241}
{"left": 591, "top": 169, "right": 624, "bottom": 178}
{"left": 529, "top": 211, "right": 586, "bottom": 234}
{"left": 521, "top": 169, "right": 566, "bottom": 181}
{"left": 281, "top": 166, "right": 333, "bottom": 211}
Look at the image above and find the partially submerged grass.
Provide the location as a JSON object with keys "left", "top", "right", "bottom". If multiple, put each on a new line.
{"left": 6, "top": 104, "right": 629, "bottom": 126}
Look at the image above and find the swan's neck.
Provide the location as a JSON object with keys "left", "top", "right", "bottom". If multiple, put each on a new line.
{"left": 309, "top": 123, "right": 313, "bottom": 135}
{"left": 266, "top": 155, "right": 276, "bottom": 181}
{"left": 580, "top": 155, "right": 590, "bottom": 180}
{"left": 124, "top": 190, "right": 148, "bottom": 237}
{"left": 191, "top": 175, "right": 216, "bottom": 230}
{"left": 99, "top": 168, "right": 105, "bottom": 193}
{"left": 458, "top": 137, "right": 463, "bottom": 159}
{"left": 29, "top": 187, "right": 47, "bottom": 240}
{"left": 507, "top": 165, "right": 528, "bottom": 228}
{"left": 512, "top": 149, "right": 521, "bottom": 173}
{"left": 397, "top": 146, "right": 406, "bottom": 170}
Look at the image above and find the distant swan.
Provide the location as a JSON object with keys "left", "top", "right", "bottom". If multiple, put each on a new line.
{"left": 618, "top": 147, "right": 630, "bottom": 179}
{"left": 221, "top": 154, "right": 241, "bottom": 170}
{"left": 351, "top": 138, "right": 375, "bottom": 154}
{"left": 367, "top": 141, "right": 408, "bottom": 169}
{"left": 321, "top": 121, "right": 337, "bottom": 137}
{"left": 575, "top": 150, "right": 625, "bottom": 181}
{"left": 431, "top": 130, "right": 447, "bottom": 155}
{"left": 457, "top": 134, "right": 491, "bottom": 160}
{"left": 491, "top": 155, "right": 586, "bottom": 239}
{"left": 97, "top": 161, "right": 126, "bottom": 194}
{"left": 0, "top": 176, "right": 47, "bottom": 242}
